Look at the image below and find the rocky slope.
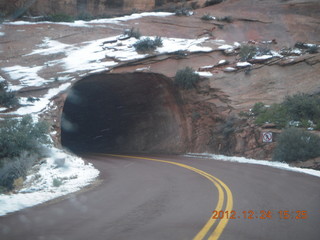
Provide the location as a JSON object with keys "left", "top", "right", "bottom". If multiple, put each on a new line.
{"left": 1, "top": 0, "right": 201, "bottom": 18}
{"left": 0, "top": 0, "right": 319, "bottom": 168}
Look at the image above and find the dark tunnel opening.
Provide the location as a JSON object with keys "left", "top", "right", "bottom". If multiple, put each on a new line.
{"left": 61, "top": 72, "right": 188, "bottom": 154}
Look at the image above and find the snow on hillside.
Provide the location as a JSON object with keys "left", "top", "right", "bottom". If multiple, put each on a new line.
{"left": 0, "top": 148, "right": 99, "bottom": 216}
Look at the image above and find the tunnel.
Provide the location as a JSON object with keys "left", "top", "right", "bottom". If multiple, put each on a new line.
{"left": 61, "top": 72, "right": 188, "bottom": 154}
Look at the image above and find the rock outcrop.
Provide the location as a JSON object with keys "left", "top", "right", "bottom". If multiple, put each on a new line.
{"left": 0, "top": 0, "right": 198, "bottom": 17}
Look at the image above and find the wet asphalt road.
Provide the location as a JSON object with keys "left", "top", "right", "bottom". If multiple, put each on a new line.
{"left": 0, "top": 154, "right": 319, "bottom": 240}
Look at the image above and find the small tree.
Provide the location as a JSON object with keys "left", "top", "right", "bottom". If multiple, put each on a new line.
{"left": 239, "top": 45, "right": 257, "bottom": 61}
{"left": 0, "top": 116, "right": 50, "bottom": 191}
{"left": 251, "top": 102, "right": 266, "bottom": 116}
{"left": 123, "top": 27, "right": 141, "bottom": 39}
{"left": 272, "top": 128, "right": 320, "bottom": 162}
{"left": 254, "top": 103, "right": 288, "bottom": 128}
{"left": 174, "top": 67, "right": 200, "bottom": 89}
{"left": 0, "top": 80, "right": 18, "bottom": 108}
{"left": 282, "top": 93, "right": 320, "bottom": 122}
{"left": 0, "top": 115, "right": 50, "bottom": 159}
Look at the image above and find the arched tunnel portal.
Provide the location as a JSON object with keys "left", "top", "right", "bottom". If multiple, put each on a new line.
{"left": 61, "top": 72, "right": 188, "bottom": 154}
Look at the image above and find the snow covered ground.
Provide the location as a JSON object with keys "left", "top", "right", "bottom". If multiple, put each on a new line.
{"left": 0, "top": 148, "right": 99, "bottom": 216}
{"left": 187, "top": 153, "right": 320, "bottom": 178}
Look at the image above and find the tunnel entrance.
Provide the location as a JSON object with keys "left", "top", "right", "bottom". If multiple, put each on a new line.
{"left": 61, "top": 72, "right": 188, "bottom": 154}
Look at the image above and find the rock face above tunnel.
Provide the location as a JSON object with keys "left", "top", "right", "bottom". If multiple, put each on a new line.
{"left": 61, "top": 72, "right": 188, "bottom": 154}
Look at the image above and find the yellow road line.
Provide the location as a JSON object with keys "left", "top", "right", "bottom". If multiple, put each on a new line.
{"left": 103, "top": 154, "right": 233, "bottom": 240}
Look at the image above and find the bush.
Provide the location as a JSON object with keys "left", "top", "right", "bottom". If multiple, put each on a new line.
{"left": 204, "top": 0, "right": 224, "bottom": 7}
{"left": 222, "top": 116, "right": 236, "bottom": 137}
{"left": 44, "top": 13, "right": 74, "bottom": 22}
{"left": 253, "top": 93, "right": 320, "bottom": 129}
{"left": 133, "top": 37, "right": 163, "bottom": 53}
{"left": 0, "top": 152, "right": 37, "bottom": 191}
{"left": 174, "top": 67, "right": 201, "bottom": 89}
{"left": 124, "top": 27, "right": 141, "bottom": 39}
{"left": 0, "top": 115, "right": 50, "bottom": 160}
{"left": 282, "top": 93, "right": 320, "bottom": 122}
{"left": 76, "top": 12, "right": 94, "bottom": 21}
{"left": 201, "top": 14, "right": 214, "bottom": 21}
{"left": 251, "top": 102, "right": 266, "bottom": 116}
{"left": 0, "top": 116, "right": 50, "bottom": 191}
{"left": 0, "top": 81, "right": 19, "bottom": 108}
{"left": 307, "top": 45, "right": 318, "bottom": 54}
{"left": 217, "top": 16, "right": 233, "bottom": 23}
{"left": 239, "top": 45, "right": 271, "bottom": 61}
{"left": 254, "top": 103, "right": 288, "bottom": 128}
{"left": 239, "top": 45, "right": 257, "bottom": 61}
{"left": 175, "top": 7, "right": 192, "bottom": 16}
{"left": 272, "top": 128, "right": 320, "bottom": 162}
{"left": 53, "top": 178, "right": 63, "bottom": 187}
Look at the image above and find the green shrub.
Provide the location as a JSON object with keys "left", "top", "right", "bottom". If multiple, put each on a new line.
{"left": 76, "top": 12, "right": 94, "bottom": 21}
{"left": 0, "top": 81, "right": 19, "bottom": 108}
{"left": 204, "top": 0, "right": 224, "bottom": 7}
{"left": 174, "top": 67, "right": 201, "bottom": 89}
{"left": 282, "top": 93, "right": 320, "bottom": 122}
{"left": 253, "top": 93, "right": 320, "bottom": 129}
{"left": 251, "top": 102, "right": 266, "bottom": 116}
{"left": 124, "top": 27, "right": 141, "bottom": 39}
{"left": 133, "top": 37, "right": 163, "bottom": 53}
{"left": 53, "top": 178, "right": 63, "bottom": 187}
{"left": 254, "top": 103, "right": 288, "bottom": 128}
{"left": 239, "top": 45, "right": 257, "bottom": 61}
{"left": 307, "top": 45, "right": 318, "bottom": 54}
{"left": 217, "top": 16, "right": 233, "bottom": 23}
{"left": 44, "top": 13, "right": 74, "bottom": 22}
{"left": 201, "top": 14, "right": 214, "bottom": 21}
{"left": 191, "top": 2, "right": 200, "bottom": 9}
{"left": 175, "top": 7, "right": 192, "bottom": 16}
{"left": 222, "top": 116, "right": 236, "bottom": 137}
{"left": 0, "top": 115, "right": 50, "bottom": 160}
{"left": 273, "top": 128, "right": 320, "bottom": 162}
{"left": 0, "top": 151, "right": 37, "bottom": 191}
{"left": 0, "top": 116, "right": 50, "bottom": 191}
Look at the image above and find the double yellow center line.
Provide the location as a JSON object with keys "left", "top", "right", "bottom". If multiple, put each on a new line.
{"left": 104, "top": 154, "right": 233, "bottom": 240}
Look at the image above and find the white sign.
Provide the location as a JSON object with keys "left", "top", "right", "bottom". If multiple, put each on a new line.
{"left": 262, "top": 132, "right": 273, "bottom": 143}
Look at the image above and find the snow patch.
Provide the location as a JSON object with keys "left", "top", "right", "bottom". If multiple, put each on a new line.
{"left": 4, "top": 12, "right": 174, "bottom": 27}
{"left": 186, "top": 153, "right": 320, "bottom": 178}
{"left": 195, "top": 71, "right": 213, "bottom": 77}
{"left": 236, "top": 62, "right": 252, "bottom": 67}
{"left": 5, "top": 83, "right": 71, "bottom": 115}
{"left": 224, "top": 67, "right": 236, "bottom": 72}
{"left": 270, "top": 50, "right": 283, "bottom": 58}
{"left": 2, "top": 65, "right": 46, "bottom": 91}
{"left": 0, "top": 148, "right": 99, "bottom": 216}
{"left": 102, "top": 36, "right": 211, "bottom": 61}
{"left": 253, "top": 55, "right": 273, "bottom": 60}
{"left": 27, "top": 37, "right": 70, "bottom": 56}
{"left": 218, "top": 44, "right": 234, "bottom": 50}
{"left": 218, "top": 60, "right": 227, "bottom": 65}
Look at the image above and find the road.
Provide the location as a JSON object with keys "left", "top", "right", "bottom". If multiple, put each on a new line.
{"left": 0, "top": 154, "right": 319, "bottom": 240}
